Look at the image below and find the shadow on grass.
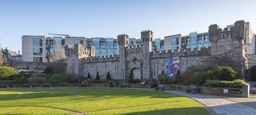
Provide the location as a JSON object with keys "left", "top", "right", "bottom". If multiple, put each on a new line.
{"left": 121, "top": 107, "right": 208, "bottom": 115}
{"left": 0, "top": 87, "right": 184, "bottom": 101}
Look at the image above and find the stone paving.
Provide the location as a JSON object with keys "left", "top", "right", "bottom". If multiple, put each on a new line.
{"left": 163, "top": 90, "right": 256, "bottom": 115}
{"left": 134, "top": 88, "right": 256, "bottom": 115}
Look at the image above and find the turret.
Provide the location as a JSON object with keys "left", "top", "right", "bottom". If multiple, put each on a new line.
{"left": 117, "top": 34, "right": 129, "bottom": 80}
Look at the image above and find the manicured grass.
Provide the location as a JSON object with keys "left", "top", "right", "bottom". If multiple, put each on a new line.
{"left": 0, "top": 87, "right": 208, "bottom": 115}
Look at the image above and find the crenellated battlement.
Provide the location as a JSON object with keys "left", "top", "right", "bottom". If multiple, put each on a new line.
{"left": 65, "top": 44, "right": 95, "bottom": 59}
{"left": 65, "top": 45, "right": 75, "bottom": 56}
{"left": 141, "top": 30, "right": 153, "bottom": 42}
{"left": 150, "top": 47, "right": 211, "bottom": 58}
{"left": 209, "top": 20, "right": 246, "bottom": 43}
{"left": 117, "top": 34, "right": 129, "bottom": 46}
{"left": 84, "top": 54, "right": 119, "bottom": 63}
{"left": 126, "top": 45, "right": 143, "bottom": 54}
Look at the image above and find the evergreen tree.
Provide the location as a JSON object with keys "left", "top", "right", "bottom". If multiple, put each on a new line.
{"left": 129, "top": 70, "right": 134, "bottom": 83}
{"left": 87, "top": 73, "right": 91, "bottom": 79}
{"left": 106, "top": 71, "right": 111, "bottom": 81}
{"left": 161, "top": 70, "right": 165, "bottom": 74}
{"left": 96, "top": 72, "right": 100, "bottom": 81}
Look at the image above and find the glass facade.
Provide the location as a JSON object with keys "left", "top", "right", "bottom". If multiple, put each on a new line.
{"left": 74, "top": 39, "right": 81, "bottom": 46}
{"left": 33, "top": 48, "right": 42, "bottom": 55}
{"left": 53, "top": 36, "right": 62, "bottom": 45}
{"left": 33, "top": 38, "right": 42, "bottom": 46}
{"left": 91, "top": 37, "right": 117, "bottom": 56}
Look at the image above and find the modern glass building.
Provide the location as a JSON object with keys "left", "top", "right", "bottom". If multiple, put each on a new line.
{"left": 22, "top": 31, "right": 214, "bottom": 62}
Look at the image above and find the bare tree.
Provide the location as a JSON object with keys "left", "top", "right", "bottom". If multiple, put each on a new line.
{"left": 202, "top": 44, "right": 247, "bottom": 74}
{"left": 47, "top": 43, "right": 66, "bottom": 63}
{"left": 45, "top": 43, "right": 66, "bottom": 73}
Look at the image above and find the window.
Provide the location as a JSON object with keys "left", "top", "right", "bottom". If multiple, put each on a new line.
{"left": 33, "top": 38, "right": 42, "bottom": 46}
{"left": 171, "top": 38, "right": 178, "bottom": 45}
{"left": 100, "top": 41, "right": 106, "bottom": 48}
{"left": 113, "top": 42, "right": 117, "bottom": 49}
{"left": 74, "top": 39, "right": 80, "bottom": 45}
{"left": 33, "top": 48, "right": 43, "bottom": 55}
{"left": 86, "top": 41, "right": 91, "bottom": 48}
{"left": 160, "top": 41, "right": 164, "bottom": 49}
{"left": 33, "top": 57, "right": 42, "bottom": 62}
{"left": 189, "top": 32, "right": 197, "bottom": 45}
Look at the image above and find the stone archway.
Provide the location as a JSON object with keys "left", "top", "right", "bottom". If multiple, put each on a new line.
{"left": 131, "top": 68, "right": 141, "bottom": 79}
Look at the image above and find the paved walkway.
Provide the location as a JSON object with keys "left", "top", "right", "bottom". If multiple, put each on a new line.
{"left": 136, "top": 88, "right": 256, "bottom": 115}
{"left": 164, "top": 90, "right": 256, "bottom": 115}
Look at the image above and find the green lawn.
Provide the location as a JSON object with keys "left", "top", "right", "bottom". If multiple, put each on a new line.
{"left": 0, "top": 87, "right": 208, "bottom": 115}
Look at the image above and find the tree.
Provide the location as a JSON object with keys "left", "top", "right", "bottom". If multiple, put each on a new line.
{"left": 128, "top": 70, "right": 134, "bottom": 83}
{"left": 161, "top": 70, "right": 164, "bottom": 74}
{"left": 46, "top": 44, "right": 66, "bottom": 63}
{"left": 96, "top": 72, "right": 100, "bottom": 81}
{"left": 87, "top": 73, "right": 91, "bottom": 79}
{"left": 106, "top": 71, "right": 111, "bottom": 81}
{"left": 0, "top": 66, "right": 17, "bottom": 80}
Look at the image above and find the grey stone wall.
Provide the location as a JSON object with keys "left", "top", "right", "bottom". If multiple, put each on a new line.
{"left": 65, "top": 20, "right": 252, "bottom": 79}
{"left": 84, "top": 61, "right": 119, "bottom": 80}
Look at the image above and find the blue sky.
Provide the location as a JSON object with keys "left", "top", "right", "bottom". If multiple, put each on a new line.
{"left": 0, "top": 0, "right": 256, "bottom": 53}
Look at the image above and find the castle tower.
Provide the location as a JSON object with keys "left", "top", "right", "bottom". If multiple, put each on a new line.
{"left": 65, "top": 44, "right": 95, "bottom": 76}
{"left": 117, "top": 34, "right": 129, "bottom": 80}
{"left": 208, "top": 20, "right": 248, "bottom": 75}
{"left": 141, "top": 30, "right": 154, "bottom": 78}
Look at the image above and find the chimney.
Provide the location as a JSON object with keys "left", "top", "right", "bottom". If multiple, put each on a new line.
{"left": 18, "top": 50, "right": 20, "bottom": 55}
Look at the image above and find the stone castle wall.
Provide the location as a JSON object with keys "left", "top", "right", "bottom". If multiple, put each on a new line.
{"left": 65, "top": 20, "right": 251, "bottom": 79}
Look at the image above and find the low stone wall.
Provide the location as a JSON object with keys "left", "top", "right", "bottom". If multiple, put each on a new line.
{"left": 162, "top": 84, "right": 242, "bottom": 97}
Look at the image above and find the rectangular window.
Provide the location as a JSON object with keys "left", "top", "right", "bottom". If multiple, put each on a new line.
{"left": 33, "top": 38, "right": 42, "bottom": 46}
{"left": 100, "top": 41, "right": 106, "bottom": 48}
{"left": 33, "top": 48, "right": 43, "bottom": 55}
{"left": 113, "top": 42, "right": 117, "bottom": 49}
{"left": 171, "top": 38, "right": 178, "bottom": 45}
{"left": 86, "top": 41, "right": 91, "bottom": 47}
{"left": 189, "top": 32, "right": 197, "bottom": 45}
{"left": 160, "top": 41, "right": 164, "bottom": 49}
{"left": 74, "top": 39, "right": 80, "bottom": 45}
{"left": 33, "top": 57, "right": 42, "bottom": 62}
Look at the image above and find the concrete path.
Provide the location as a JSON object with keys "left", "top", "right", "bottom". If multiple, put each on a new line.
{"left": 164, "top": 90, "right": 256, "bottom": 115}
{"left": 135, "top": 88, "right": 256, "bottom": 115}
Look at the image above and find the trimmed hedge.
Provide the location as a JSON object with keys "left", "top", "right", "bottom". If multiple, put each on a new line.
{"left": 204, "top": 79, "right": 245, "bottom": 88}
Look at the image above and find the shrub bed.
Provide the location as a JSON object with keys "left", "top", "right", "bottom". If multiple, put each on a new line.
{"left": 204, "top": 79, "right": 245, "bottom": 88}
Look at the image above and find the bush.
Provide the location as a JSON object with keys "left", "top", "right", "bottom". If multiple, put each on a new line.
{"left": 230, "top": 79, "right": 245, "bottom": 88}
{"left": 28, "top": 77, "right": 48, "bottom": 85}
{"left": 219, "top": 66, "right": 237, "bottom": 81}
{"left": 192, "top": 72, "right": 208, "bottom": 86}
{"left": 207, "top": 66, "right": 222, "bottom": 80}
{"left": 204, "top": 79, "right": 219, "bottom": 87}
{"left": 30, "top": 73, "right": 48, "bottom": 78}
{"left": 205, "top": 79, "right": 245, "bottom": 88}
{"left": 49, "top": 73, "right": 63, "bottom": 84}
{"left": 207, "top": 66, "right": 237, "bottom": 81}
{"left": 0, "top": 66, "right": 17, "bottom": 80}
{"left": 44, "top": 66, "right": 54, "bottom": 75}
{"left": 158, "top": 73, "right": 172, "bottom": 84}
{"left": 130, "top": 78, "right": 141, "bottom": 83}
{"left": 250, "top": 65, "right": 256, "bottom": 81}
{"left": 181, "top": 69, "right": 195, "bottom": 85}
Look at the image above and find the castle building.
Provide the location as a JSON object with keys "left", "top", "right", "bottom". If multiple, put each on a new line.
{"left": 65, "top": 20, "right": 256, "bottom": 80}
